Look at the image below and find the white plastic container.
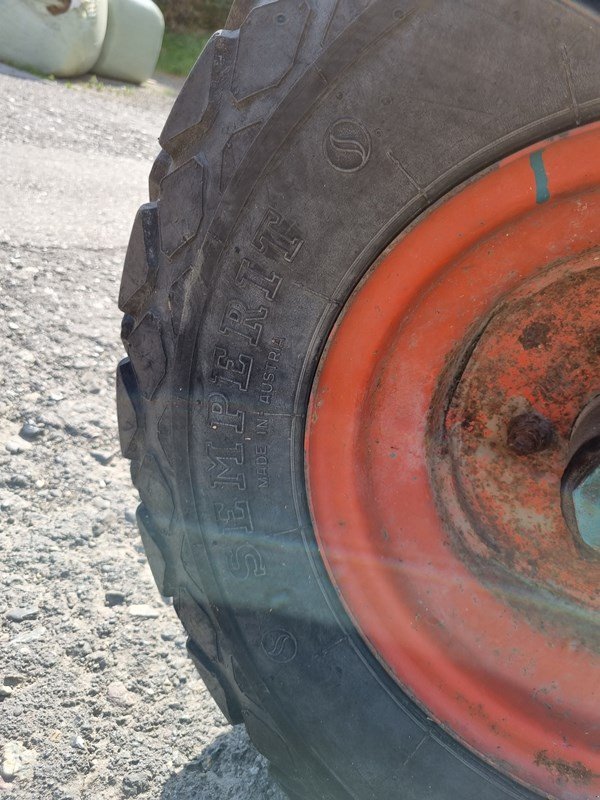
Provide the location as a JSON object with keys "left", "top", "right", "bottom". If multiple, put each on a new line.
{"left": 93, "top": 0, "right": 164, "bottom": 84}
{"left": 0, "top": 0, "right": 108, "bottom": 77}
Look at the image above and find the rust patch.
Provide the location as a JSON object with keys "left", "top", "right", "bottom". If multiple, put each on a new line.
{"left": 534, "top": 750, "right": 594, "bottom": 785}
{"left": 519, "top": 320, "right": 551, "bottom": 350}
{"left": 46, "top": 0, "right": 71, "bottom": 15}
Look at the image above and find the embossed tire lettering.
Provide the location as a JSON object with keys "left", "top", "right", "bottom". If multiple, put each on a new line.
{"left": 117, "top": 2, "right": 600, "bottom": 799}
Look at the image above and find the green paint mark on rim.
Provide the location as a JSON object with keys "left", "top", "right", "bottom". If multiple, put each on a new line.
{"left": 530, "top": 151, "right": 550, "bottom": 204}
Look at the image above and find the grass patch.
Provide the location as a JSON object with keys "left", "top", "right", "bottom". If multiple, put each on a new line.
{"left": 157, "top": 31, "right": 209, "bottom": 77}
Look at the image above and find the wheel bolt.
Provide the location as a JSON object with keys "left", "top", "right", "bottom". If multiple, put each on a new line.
{"left": 507, "top": 412, "right": 554, "bottom": 456}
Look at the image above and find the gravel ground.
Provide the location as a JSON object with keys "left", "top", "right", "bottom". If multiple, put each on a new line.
{"left": 0, "top": 69, "right": 284, "bottom": 800}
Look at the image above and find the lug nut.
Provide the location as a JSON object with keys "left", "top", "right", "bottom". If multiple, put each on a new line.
{"left": 507, "top": 412, "right": 554, "bottom": 456}
{"left": 561, "top": 394, "right": 600, "bottom": 552}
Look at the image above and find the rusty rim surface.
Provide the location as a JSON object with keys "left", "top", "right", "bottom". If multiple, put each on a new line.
{"left": 305, "top": 124, "right": 600, "bottom": 799}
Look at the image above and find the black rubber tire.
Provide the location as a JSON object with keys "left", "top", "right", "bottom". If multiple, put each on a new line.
{"left": 117, "top": 2, "right": 600, "bottom": 798}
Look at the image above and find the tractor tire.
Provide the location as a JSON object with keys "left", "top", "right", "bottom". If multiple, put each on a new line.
{"left": 117, "top": 2, "right": 600, "bottom": 798}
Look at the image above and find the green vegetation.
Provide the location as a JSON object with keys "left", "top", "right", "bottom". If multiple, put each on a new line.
{"left": 155, "top": 0, "right": 231, "bottom": 32}
{"left": 154, "top": 1, "right": 233, "bottom": 77}
{"left": 157, "top": 31, "right": 209, "bottom": 77}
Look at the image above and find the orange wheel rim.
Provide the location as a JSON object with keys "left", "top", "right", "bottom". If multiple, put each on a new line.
{"left": 306, "top": 123, "right": 600, "bottom": 799}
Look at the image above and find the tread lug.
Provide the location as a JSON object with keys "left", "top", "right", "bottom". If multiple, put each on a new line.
{"left": 127, "top": 312, "right": 167, "bottom": 399}
{"left": 119, "top": 202, "right": 159, "bottom": 315}
{"left": 186, "top": 638, "right": 244, "bottom": 725}
{"left": 243, "top": 709, "right": 296, "bottom": 775}
{"left": 159, "top": 32, "right": 238, "bottom": 155}
{"left": 136, "top": 453, "right": 174, "bottom": 534}
{"left": 226, "top": 0, "right": 258, "bottom": 28}
{"left": 232, "top": 0, "right": 311, "bottom": 102}
{"left": 157, "top": 405, "right": 174, "bottom": 468}
{"left": 137, "top": 504, "right": 176, "bottom": 597}
{"left": 116, "top": 358, "right": 140, "bottom": 459}
{"left": 323, "top": 0, "right": 371, "bottom": 45}
{"left": 121, "top": 313, "right": 135, "bottom": 343}
{"left": 168, "top": 269, "right": 191, "bottom": 337}
{"left": 149, "top": 149, "right": 172, "bottom": 201}
{"left": 220, "top": 122, "right": 263, "bottom": 190}
{"left": 177, "top": 587, "right": 219, "bottom": 662}
{"left": 159, "top": 156, "right": 206, "bottom": 257}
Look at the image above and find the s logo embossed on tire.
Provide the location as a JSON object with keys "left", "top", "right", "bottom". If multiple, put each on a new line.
{"left": 261, "top": 629, "right": 298, "bottom": 663}
{"left": 324, "top": 118, "right": 371, "bottom": 173}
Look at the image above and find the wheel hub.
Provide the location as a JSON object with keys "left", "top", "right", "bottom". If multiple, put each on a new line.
{"left": 306, "top": 124, "right": 600, "bottom": 799}
{"left": 436, "top": 258, "right": 599, "bottom": 621}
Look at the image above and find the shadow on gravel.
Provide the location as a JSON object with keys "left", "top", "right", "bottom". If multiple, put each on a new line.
{"left": 161, "top": 726, "right": 287, "bottom": 800}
